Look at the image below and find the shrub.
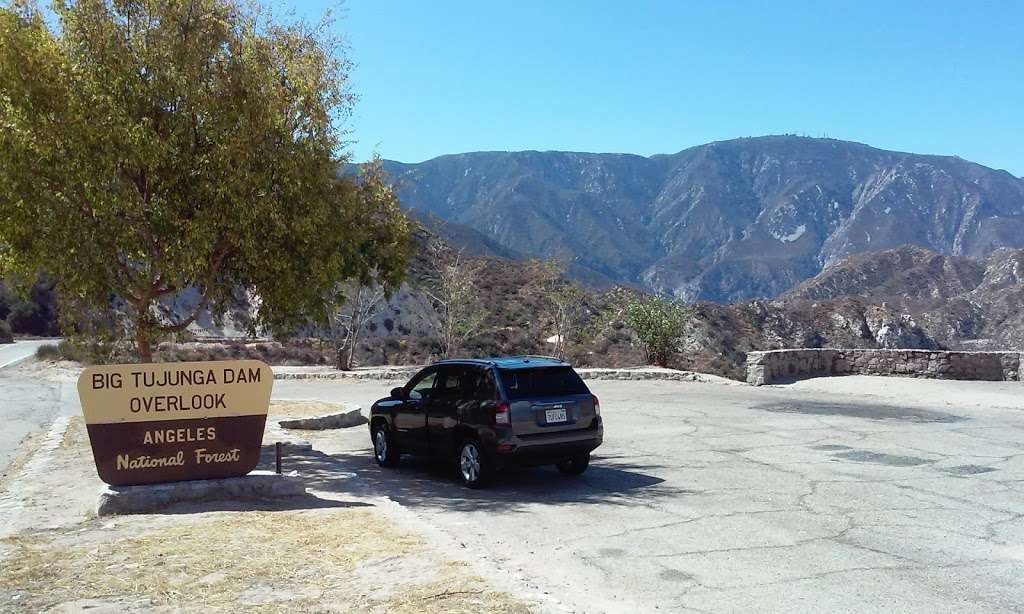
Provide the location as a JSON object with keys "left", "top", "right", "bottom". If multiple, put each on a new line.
{"left": 35, "top": 339, "right": 130, "bottom": 365}
{"left": 155, "top": 341, "right": 329, "bottom": 366}
{"left": 35, "top": 343, "right": 61, "bottom": 360}
{"left": 0, "top": 319, "right": 13, "bottom": 343}
{"left": 597, "top": 288, "right": 693, "bottom": 367}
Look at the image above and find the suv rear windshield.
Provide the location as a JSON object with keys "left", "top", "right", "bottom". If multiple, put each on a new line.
{"left": 498, "top": 367, "right": 589, "bottom": 400}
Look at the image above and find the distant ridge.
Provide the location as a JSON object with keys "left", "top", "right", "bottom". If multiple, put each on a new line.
{"left": 378, "top": 135, "right": 1024, "bottom": 302}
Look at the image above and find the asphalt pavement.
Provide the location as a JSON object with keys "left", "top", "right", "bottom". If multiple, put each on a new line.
{"left": 0, "top": 339, "right": 55, "bottom": 370}
{"left": 274, "top": 375, "right": 1024, "bottom": 614}
{"left": 0, "top": 339, "right": 76, "bottom": 476}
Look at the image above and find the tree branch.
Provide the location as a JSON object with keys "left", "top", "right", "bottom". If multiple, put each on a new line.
{"left": 152, "top": 240, "right": 230, "bottom": 333}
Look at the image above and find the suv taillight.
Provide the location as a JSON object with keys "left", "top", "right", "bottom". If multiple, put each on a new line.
{"left": 495, "top": 401, "right": 510, "bottom": 425}
{"left": 592, "top": 394, "right": 601, "bottom": 416}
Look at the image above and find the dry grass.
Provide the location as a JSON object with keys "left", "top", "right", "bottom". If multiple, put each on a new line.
{"left": 378, "top": 581, "right": 532, "bottom": 614}
{"left": 380, "top": 580, "right": 533, "bottom": 614}
{"left": 0, "top": 509, "right": 531, "bottom": 613}
{"left": 269, "top": 399, "right": 349, "bottom": 418}
{"left": 0, "top": 510, "right": 411, "bottom": 611}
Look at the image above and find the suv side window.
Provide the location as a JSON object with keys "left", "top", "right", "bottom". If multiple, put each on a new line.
{"left": 436, "top": 366, "right": 467, "bottom": 400}
{"left": 407, "top": 369, "right": 438, "bottom": 400}
{"left": 470, "top": 368, "right": 498, "bottom": 401}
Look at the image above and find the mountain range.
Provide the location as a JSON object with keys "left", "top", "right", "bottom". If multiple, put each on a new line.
{"left": 381, "top": 135, "right": 1024, "bottom": 302}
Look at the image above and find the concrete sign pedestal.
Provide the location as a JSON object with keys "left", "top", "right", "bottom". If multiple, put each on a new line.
{"left": 96, "top": 470, "right": 305, "bottom": 516}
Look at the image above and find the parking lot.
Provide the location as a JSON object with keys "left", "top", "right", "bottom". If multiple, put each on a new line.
{"left": 275, "top": 375, "right": 1024, "bottom": 613}
{"left": 3, "top": 364, "right": 1023, "bottom": 612}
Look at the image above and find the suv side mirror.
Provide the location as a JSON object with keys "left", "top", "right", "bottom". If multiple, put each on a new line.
{"left": 390, "top": 387, "right": 406, "bottom": 400}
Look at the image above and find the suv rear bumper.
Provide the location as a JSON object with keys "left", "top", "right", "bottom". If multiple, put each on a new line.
{"left": 494, "top": 419, "right": 603, "bottom": 467}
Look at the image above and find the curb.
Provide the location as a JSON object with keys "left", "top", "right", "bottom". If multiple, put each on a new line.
{"left": 278, "top": 408, "right": 368, "bottom": 430}
{"left": 0, "top": 416, "right": 71, "bottom": 533}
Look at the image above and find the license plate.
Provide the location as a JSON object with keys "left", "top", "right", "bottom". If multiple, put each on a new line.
{"left": 545, "top": 408, "right": 567, "bottom": 423}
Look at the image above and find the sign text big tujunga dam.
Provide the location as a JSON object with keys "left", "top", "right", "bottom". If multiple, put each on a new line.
{"left": 78, "top": 360, "right": 273, "bottom": 486}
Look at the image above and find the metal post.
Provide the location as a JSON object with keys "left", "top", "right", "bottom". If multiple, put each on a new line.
{"left": 275, "top": 442, "right": 282, "bottom": 474}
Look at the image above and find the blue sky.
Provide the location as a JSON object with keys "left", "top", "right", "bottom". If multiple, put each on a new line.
{"left": 290, "top": 1, "right": 1024, "bottom": 175}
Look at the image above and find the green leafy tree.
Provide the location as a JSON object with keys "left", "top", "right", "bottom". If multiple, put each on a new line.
{"left": 602, "top": 287, "right": 692, "bottom": 367}
{"left": 0, "top": 1, "right": 411, "bottom": 361}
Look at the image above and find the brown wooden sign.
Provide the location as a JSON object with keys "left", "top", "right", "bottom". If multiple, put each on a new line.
{"left": 78, "top": 360, "right": 273, "bottom": 486}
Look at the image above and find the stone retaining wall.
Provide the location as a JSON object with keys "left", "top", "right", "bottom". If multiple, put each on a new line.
{"left": 273, "top": 366, "right": 729, "bottom": 384}
{"left": 746, "top": 349, "right": 1023, "bottom": 386}
{"left": 274, "top": 367, "right": 420, "bottom": 381}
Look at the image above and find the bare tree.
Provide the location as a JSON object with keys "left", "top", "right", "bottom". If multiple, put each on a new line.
{"left": 423, "top": 242, "right": 486, "bottom": 358}
{"left": 528, "top": 260, "right": 587, "bottom": 359}
{"left": 330, "top": 281, "right": 386, "bottom": 370}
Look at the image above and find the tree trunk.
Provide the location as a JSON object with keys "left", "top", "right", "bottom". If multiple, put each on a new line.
{"left": 136, "top": 329, "right": 153, "bottom": 363}
{"left": 335, "top": 334, "right": 356, "bottom": 371}
{"left": 346, "top": 334, "right": 357, "bottom": 371}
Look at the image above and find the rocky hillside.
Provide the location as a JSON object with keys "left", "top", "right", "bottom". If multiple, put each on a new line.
{"left": 345, "top": 238, "right": 1008, "bottom": 379}
{"left": 786, "top": 245, "right": 986, "bottom": 304}
{"left": 383, "top": 136, "right": 1024, "bottom": 302}
{"left": 786, "top": 245, "right": 1024, "bottom": 351}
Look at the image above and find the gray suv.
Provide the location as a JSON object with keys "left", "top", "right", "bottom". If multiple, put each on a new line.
{"left": 368, "top": 356, "right": 603, "bottom": 488}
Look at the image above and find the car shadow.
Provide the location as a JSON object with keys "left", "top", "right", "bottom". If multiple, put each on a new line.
{"left": 259, "top": 444, "right": 690, "bottom": 514}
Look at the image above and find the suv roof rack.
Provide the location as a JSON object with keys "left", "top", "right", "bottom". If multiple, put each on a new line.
{"left": 433, "top": 355, "right": 569, "bottom": 367}
{"left": 435, "top": 357, "right": 498, "bottom": 366}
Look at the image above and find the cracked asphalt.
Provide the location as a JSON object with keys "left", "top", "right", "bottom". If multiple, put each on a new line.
{"left": 274, "top": 375, "right": 1024, "bottom": 613}
{"left": 3, "top": 360, "right": 1022, "bottom": 613}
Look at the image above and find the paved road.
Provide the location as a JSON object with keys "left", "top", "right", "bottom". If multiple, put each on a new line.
{"left": 0, "top": 340, "right": 77, "bottom": 476}
{"left": 274, "top": 376, "right": 1024, "bottom": 613}
{"left": 0, "top": 338, "right": 55, "bottom": 370}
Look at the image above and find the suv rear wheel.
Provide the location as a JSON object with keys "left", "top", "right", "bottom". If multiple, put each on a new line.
{"left": 457, "top": 439, "right": 492, "bottom": 488}
{"left": 373, "top": 426, "right": 400, "bottom": 467}
{"left": 556, "top": 452, "right": 590, "bottom": 476}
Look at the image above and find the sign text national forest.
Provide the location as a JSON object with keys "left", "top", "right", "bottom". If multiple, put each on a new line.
{"left": 78, "top": 360, "right": 273, "bottom": 486}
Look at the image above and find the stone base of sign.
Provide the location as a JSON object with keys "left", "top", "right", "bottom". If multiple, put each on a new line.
{"left": 95, "top": 470, "right": 306, "bottom": 516}
{"left": 278, "top": 407, "right": 367, "bottom": 430}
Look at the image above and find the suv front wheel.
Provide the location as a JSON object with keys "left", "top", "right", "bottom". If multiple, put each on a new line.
{"left": 556, "top": 452, "right": 590, "bottom": 476}
{"left": 373, "top": 426, "right": 400, "bottom": 468}
{"left": 457, "top": 439, "right": 493, "bottom": 488}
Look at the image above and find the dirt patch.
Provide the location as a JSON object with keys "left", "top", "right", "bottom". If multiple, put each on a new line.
{"left": 0, "top": 509, "right": 531, "bottom": 613}
{"left": 61, "top": 415, "right": 86, "bottom": 449}
{"left": 270, "top": 399, "right": 352, "bottom": 418}
{"left": 12, "top": 357, "right": 82, "bottom": 382}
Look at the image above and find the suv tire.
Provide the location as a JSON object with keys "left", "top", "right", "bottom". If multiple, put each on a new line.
{"left": 457, "top": 439, "right": 493, "bottom": 489}
{"left": 373, "top": 425, "right": 400, "bottom": 468}
{"left": 556, "top": 452, "right": 590, "bottom": 476}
